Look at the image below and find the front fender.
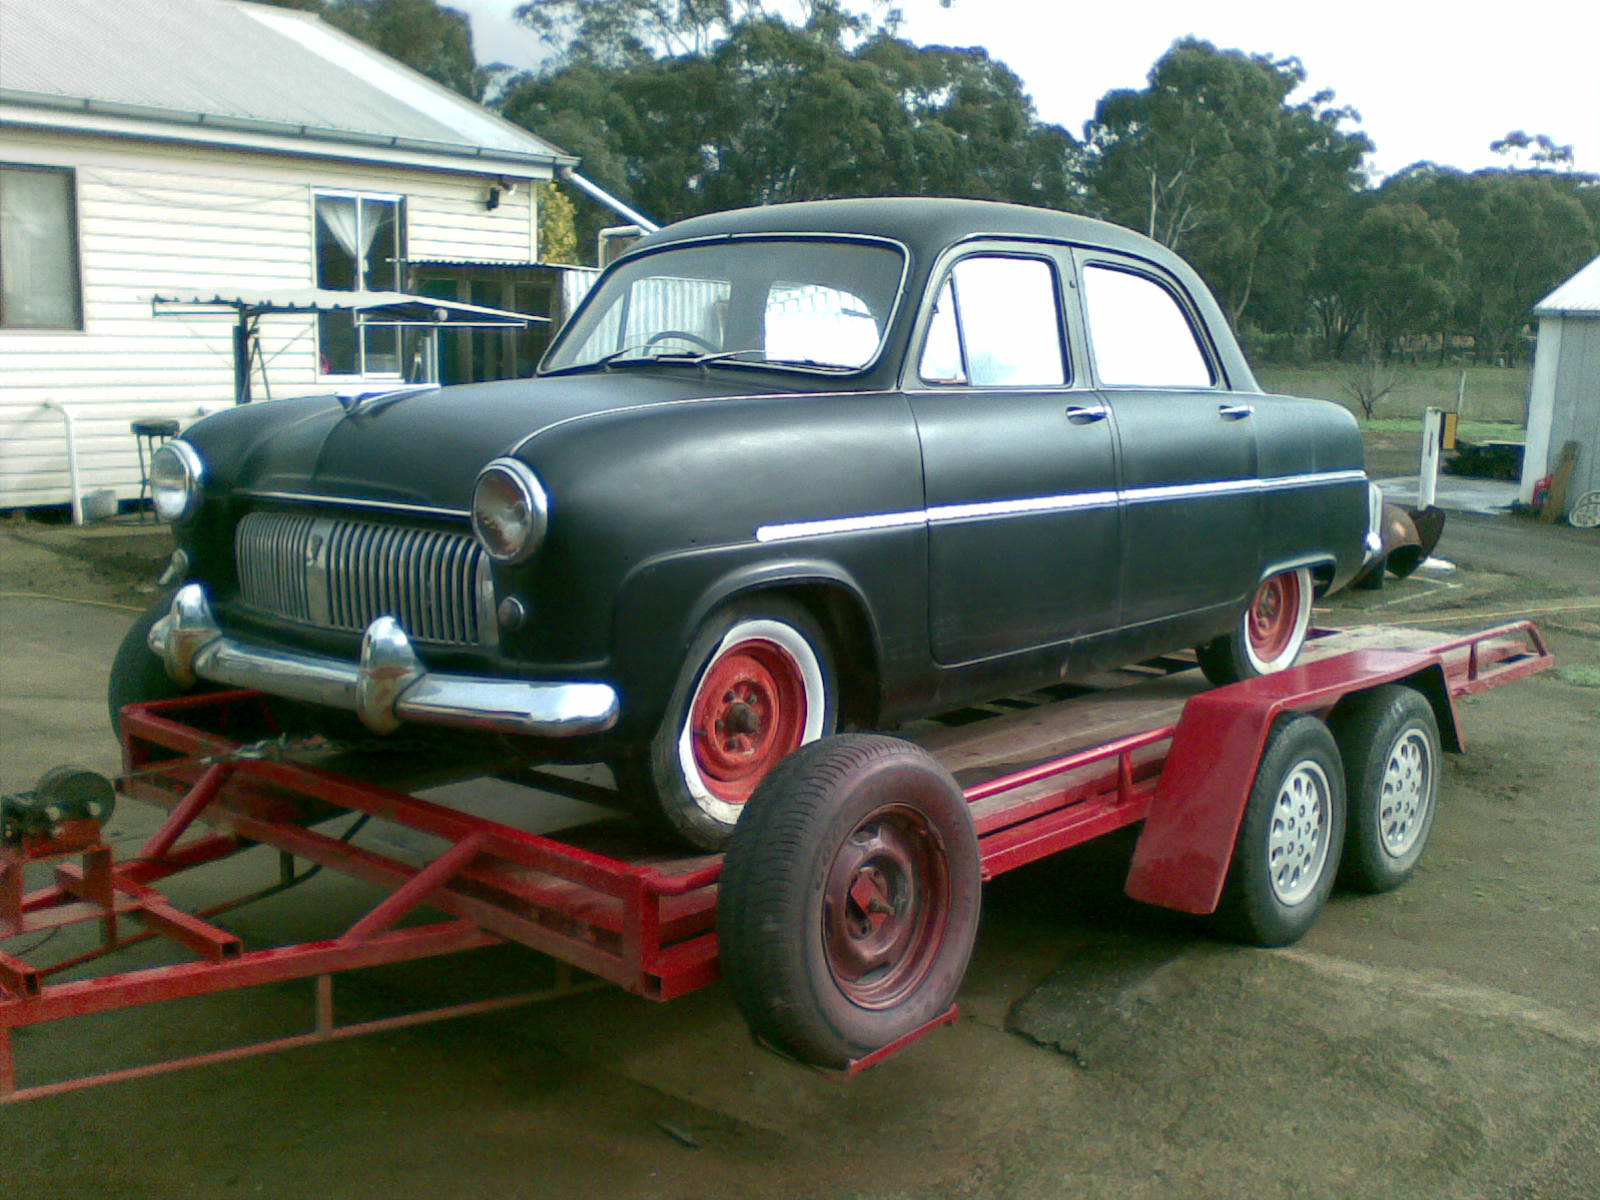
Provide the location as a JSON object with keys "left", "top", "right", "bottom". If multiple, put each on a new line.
{"left": 608, "top": 543, "right": 904, "bottom": 740}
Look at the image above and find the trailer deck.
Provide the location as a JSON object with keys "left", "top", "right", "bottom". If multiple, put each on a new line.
{"left": 0, "top": 621, "right": 1552, "bottom": 1099}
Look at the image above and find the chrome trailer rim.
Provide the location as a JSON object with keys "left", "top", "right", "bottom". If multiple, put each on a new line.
{"left": 1267, "top": 759, "right": 1334, "bottom": 906}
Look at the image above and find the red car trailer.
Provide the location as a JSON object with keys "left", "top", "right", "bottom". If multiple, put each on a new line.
{"left": 0, "top": 622, "right": 1552, "bottom": 1100}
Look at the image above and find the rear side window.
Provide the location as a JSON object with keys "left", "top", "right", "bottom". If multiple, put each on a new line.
{"left": 918, "top": 256, "right": 1066, "bottom": 387}
{"left": 1081, "top": 265, "right": 1213, "bottom": 388}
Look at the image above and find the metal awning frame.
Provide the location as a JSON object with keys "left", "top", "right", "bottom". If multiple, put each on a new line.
{"left": 150, "top": 289, "right": 546, "bottom": 404}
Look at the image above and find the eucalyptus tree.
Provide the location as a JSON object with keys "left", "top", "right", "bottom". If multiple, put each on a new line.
{"left": 1083, "top": 38, "right": 1370, "bottom": 328}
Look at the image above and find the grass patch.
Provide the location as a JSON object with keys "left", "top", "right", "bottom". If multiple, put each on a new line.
{"left": 1256, "top": 364, "right": 1530, "bottom": 424}
{"left": 1558, "top": 665, "right": 1600, "bottom": 689}
{"left": 1359, "top": 417, "right": 1525, "bottom": 441}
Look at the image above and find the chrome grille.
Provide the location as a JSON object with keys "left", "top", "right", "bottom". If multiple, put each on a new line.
{"left": 235, "top": 511, "right": 488, "bottom": 646}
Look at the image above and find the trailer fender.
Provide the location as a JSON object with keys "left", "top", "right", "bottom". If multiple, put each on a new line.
{"left": 1124, "top": 650, "right": 1452, "bottom": 915}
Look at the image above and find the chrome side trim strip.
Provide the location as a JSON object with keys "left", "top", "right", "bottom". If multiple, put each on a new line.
{"left": 756, "top": 510, "right": 928, "bottom": 543}
{"left": 930, "top": 490, "right": 1119, "bottom": 523}
{"left": 753, "top": 469, "right": 1367, "bottom": 543}
{"left": 238, "top": 491, "right": 471, "bottom": 520}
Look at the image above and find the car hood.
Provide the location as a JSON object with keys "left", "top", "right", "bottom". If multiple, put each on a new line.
{"left": 188, "top": 371, "right": 777, "bottom": 512}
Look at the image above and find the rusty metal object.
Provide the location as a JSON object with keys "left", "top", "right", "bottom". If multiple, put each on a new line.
{"left": 1351, "top": 503, "right": 1445, "bottom": 588}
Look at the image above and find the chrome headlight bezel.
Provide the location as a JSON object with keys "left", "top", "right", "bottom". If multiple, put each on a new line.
{"left": 471, "top": 457, "right": 549, "bottom": 564}
{"left": 151, "top": 439, "right": 205, "bottom": 524}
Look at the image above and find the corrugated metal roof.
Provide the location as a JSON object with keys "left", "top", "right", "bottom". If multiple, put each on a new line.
{"left": 0, "top": 0, "right": 569, "bottom": 165}
{"left": 1537, "top": 255, "right": 1600, "bottom": 316}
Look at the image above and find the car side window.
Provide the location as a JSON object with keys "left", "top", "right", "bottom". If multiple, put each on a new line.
{"left": 1081, "top": 264, "right": 1213, "bottom": 388}
{"left": 918, "top": 256, "right": 1066, "bottom": 387}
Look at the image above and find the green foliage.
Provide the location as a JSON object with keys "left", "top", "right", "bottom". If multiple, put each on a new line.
{"left": 1383, "top": 166, "right": 1599, "bottom": 362}
{"left": 1316, "top": 201, "right": 1461, "bottom": 360}
{"left": 258, "top": 0, "right": 488, "bottom": 99}
{"left": 500, "top": 9, "right": 1082, "bottom": 225}
{"left": 537, "top": 183, "right": 581, "bottom": 263}
{"left": 1082, "top": 39, "right": 1370, "bottom": 327}
{"left": 263, "top": 1, "right": 1598, "bottom": 362}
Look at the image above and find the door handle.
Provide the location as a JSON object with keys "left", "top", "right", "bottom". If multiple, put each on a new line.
{"left": 1218, "top": 403, "right": 1255, "bottom": 420}
{"left": 1066, "top": 405, "right": 1109, "bottom": 424}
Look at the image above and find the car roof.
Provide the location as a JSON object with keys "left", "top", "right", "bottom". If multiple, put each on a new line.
{"left": 630, "top": 197, "right": 1173, "bottom": 264}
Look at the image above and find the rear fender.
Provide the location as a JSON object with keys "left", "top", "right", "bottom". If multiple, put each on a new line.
{"left": 1125, "top": 652, "right": 1457, "bottom": 915}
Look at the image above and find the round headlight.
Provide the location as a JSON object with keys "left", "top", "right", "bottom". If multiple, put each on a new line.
{"left": 471, "top": 458, "right": 549, "bottom": 563}
{"left": 151, "top": 439, "right": 204, "bottom": 523}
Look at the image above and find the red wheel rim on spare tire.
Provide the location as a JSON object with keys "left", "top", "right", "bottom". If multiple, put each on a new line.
{"left": 1248, "top": 572, "right": 1303, "bottom": 663}
{"left": 689, "top": 638, "right": 808, "bottom": 804}
{"left": 822, "top": 805, "right": 950, "bottom": 1009}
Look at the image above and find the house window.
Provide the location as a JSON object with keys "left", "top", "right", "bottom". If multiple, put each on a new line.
{"left": 314, "top": 192, "right": 403, "bottom": 376}
{"left": 0, "top": 164, "right": 83, "bottom": 330}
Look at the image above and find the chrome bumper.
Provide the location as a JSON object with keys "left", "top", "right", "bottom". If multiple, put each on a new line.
{"left": 148, "top": 583, "right": 619, "bottom": 738}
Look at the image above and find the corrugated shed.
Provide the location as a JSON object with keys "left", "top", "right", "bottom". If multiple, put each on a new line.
{"left": 0, "top": 0, "right": 568, "bottom": 164}
{"left": 1537, "top": 255, "right": 1600, "bottom": 316}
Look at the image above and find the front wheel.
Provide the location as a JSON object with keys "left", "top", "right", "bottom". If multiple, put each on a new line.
{"left": 1197, "top": 567, "right": 1314, "bottom": 687}
{"left": 717, "top": 735, "right": 982, "bottom": 1069}
{"left": 623, "top": 598, "right": 836, "bottom": 850}
{"left": 1211, "top": 713, "right": 1346, "bottom": 947}
{"left": 108, "top": 591, "right": 188, "bottom": 737}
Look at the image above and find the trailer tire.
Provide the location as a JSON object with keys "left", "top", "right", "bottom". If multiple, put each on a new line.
{"left": 1328, "top": 684, "right": 1440, "bottom": 893}
{"left": 1212, "top": 713, "right": 1345, "bottom": 947}
{"left": 718, "top": 734, "right": 980, "bottom": 1070}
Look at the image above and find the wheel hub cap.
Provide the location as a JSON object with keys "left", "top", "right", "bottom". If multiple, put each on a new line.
{"left": 1379, "top": 730, "right": 1431, "bottom": 857}
{"left": 1267, "top": 760, "right": 1332, "bottom": 906}
{"left": 690, "top": 639, "right": 806, "bottom": 804}
{"left": 1249, "top": 573, "right": 1301, "bottom": 662}
{"left": 823, "top": 807, "right": 949, "bottom": 1009}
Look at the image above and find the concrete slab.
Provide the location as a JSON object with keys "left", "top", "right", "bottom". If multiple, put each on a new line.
{"left": 1377, "top": 473, "right": 1521, "bottom": 515}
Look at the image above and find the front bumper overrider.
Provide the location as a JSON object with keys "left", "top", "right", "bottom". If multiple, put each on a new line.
{"left": 147, "top": 583, "right": 619, "bottom": 738}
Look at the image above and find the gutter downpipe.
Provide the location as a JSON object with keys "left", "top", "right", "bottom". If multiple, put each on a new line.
{"left": 44, "top": 400, "right": 85, "bottom": 526}
{"left": 558, "top": 168, "right": 659, "bottom": 233}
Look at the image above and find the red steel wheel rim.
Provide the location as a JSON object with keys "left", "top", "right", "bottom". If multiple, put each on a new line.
{"left": 821, "top": 805, "right": 950, "bottom": 1010}
{"left": 1248, "top": 572, "right": 1302, "bottom": 663}
{"left": 690, "top": 638, "right": 807, "bottom": 804}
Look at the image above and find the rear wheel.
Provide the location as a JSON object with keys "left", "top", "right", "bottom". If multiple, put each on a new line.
{"left": 624, "top": 598, "right": 836, "bottom": 850}
{"left": 1198, "top": 567, "right": 1314, "bottom": 687}
{"left": 1329, "top": 685, "right": 1440, "bottom": 893}
{"left": 718, "top": 735, "right": 981, "bottom": 1069}
{"left": 1211, "top": 713, "right": 1345, "bottom": 947}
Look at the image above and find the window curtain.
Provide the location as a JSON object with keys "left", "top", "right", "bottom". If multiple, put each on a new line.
{"left": 315, "top": 195, "right": 378, "bottom": 280}
{"left": 0, "top": 167, "right": 80, "bottom": 327}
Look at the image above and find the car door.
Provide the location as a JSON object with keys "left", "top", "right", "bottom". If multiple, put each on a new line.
{"left": 1076, "top": 254, "right": 1261, "bottom": 627}
{"left": 907, "top": 246, "right": 1122, "bottom": 665}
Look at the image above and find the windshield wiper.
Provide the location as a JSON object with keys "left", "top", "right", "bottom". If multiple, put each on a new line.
{"left": 686, "top": 349, "right": 850, "bottom": 371}
{"left": 595, "top": 344, "right": 704, "bottom": 370}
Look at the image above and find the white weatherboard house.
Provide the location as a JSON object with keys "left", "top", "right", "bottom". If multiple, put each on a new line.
{"left": 1520, "top": 255, "right": 1600, "bottom": 519}
{"left": 0, "top": 0, "right": 623, "bottom": 513}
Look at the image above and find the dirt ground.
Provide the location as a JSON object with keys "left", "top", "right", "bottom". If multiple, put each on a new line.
{"left": 1, "top": 479, "right": 1597, "bottom": 1200}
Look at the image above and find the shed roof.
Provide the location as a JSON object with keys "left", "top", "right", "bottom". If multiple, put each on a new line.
{"left": 1536, "top": 255, "right": 1600, "bottom": 316}
{"left": 0, "top": 0, "right": 571, "bottom": 170}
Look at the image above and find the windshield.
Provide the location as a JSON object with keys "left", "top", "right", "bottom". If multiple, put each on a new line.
{"left": 543, "top": 237, "right": 905, "bottom": 373}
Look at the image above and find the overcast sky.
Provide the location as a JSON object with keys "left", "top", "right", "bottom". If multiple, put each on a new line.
{"left": 453, "top": 0, "right": 1599, "bottom": 179}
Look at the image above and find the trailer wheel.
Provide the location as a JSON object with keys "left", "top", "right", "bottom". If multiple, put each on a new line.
{"left": 1328, "top": 684, "right": 1440, "bottom": 893}
{"left": 718, "top": 735, "right": 981, "bottom": 1069}
{"left": 1197, "top": 567, "right": 1314, "bottom": 686}
{"left": 1212, "top": 713, "right": 1345, "bottom": 947}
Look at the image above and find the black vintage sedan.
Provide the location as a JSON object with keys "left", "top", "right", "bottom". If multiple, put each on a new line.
{"left": 121, "top": 198, "right": 1381, "bottom": 849}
